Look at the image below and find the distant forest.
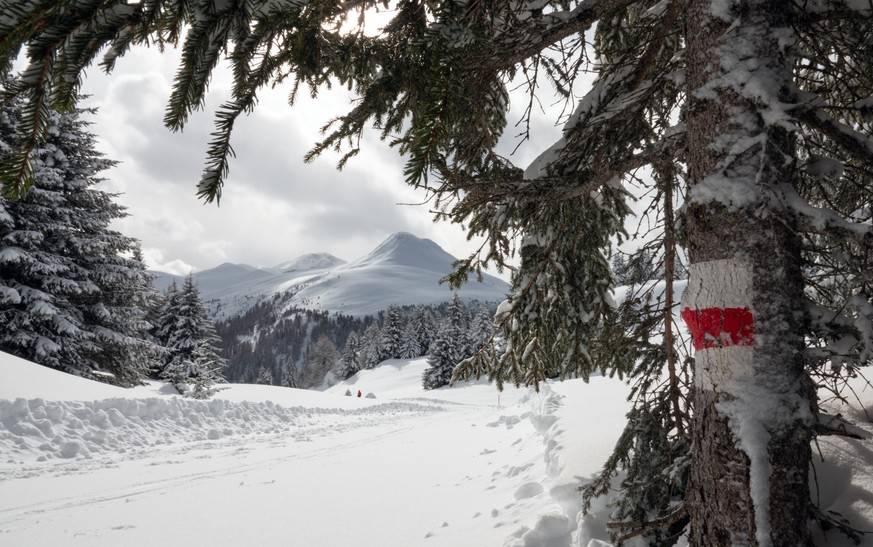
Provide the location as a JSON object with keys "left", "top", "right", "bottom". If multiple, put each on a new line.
{"left": 214, "top": 293, "right": 494, "bottom": 388}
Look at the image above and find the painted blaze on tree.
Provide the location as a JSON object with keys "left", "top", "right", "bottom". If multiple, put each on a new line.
{"left": 2, "top": 0, "right": 873, "bottom": 544}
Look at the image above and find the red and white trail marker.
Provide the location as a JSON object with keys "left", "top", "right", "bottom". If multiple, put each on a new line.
{"left": 681, "top": 307, "right": 755, "bottom": 350}
{"left": 681, "top": 258, "right": 756, "bottom": 391}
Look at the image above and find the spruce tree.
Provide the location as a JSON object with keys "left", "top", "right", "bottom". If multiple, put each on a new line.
{"left": 380, "top": 304, "right": 404, "bottom": 360}
{"left": 422, "top": 296, "right": 470, "bottom": 389}
{"left": 360, "top": 323, "right": 383, "bottom": 370}
{"left": 400, "top": 322, "right": 422, "bottom": 359}
{"left": 5, "top": 1, "right": 873, "bottom": 542}
{"left": 284, "top": 359, "right": 299, "bottom": 389}
{"left": 152, "top": 281, "right": 179, "bottom": 364}
{"left": 469, "top": 305, "right": 495, "bottom": 356}
{"left": 421, "top": 323, "right": 458, "bottom": 390}
{"left": 160, "top": 274, "right": 226, "bottom": 397}
{"left": 255, "top": 366, "right": 274, "bottom": 386}
{"left": 300, "top": 334, "right": 338, "bottom": 388}
{"left": 0, "top": 89, "right": 158, "bottom": 385}
{"left": 337, "top": 330, "right": 361, "bottom": 381}
{"left": 407, "top": 304, "right": 435, "bottom": 355}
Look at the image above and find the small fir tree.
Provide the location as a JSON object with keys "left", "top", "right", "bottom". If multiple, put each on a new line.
{"left": 284, "top": 359, "right": 298, "bottom": 389}
{"left": 336, "top": 330, "right": 361, "bottom": 381}
{"left": 407, "top": 305, "right": 435, "bottom": 355}
{"left": 380, "top": 305, "right": 404, "bottom": 359}
{"left": 400, "top": 322, "right": 423, "bottom": 359}
{"left": 159, "top": 274, "right": 226, "bottom": 396}
{"left": 422, "top": 296, "right": 471, "bottom": 390}
{"left": 360, "top": 323, "right": 383, "bottom": 370}
{"left": 255, "top": 366, "right": 274, "bottom": 386}
{"left": 469, "top": 305, "right": 495, "bottom": 356}
{"left": 300, "top": 334, "right": 338, "bottom": 387}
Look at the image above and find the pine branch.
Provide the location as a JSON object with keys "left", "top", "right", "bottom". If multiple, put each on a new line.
{"left": 606, "top": 503, "right": 688, "bottom": 543}
{"left": 0, "top": 59, "right": 54, "bottom": 198}
{"left": 796, "top": 104, "right": 873, "bottom": 167}
{"left": 466, "top": 0, "right": 642, "bottom": 72}
{"left": 164, "top": 0, "right": 238, "bottom": 131}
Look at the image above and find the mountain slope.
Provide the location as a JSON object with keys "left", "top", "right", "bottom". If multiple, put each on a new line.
{"left": 280, "top": 232, "right": 508, "bottom": 316}
{"left": 153, "top": 232, "right": 509, "bottom": 319}
{"left": 271, "top": 253, "right": 346, "bottom": 273}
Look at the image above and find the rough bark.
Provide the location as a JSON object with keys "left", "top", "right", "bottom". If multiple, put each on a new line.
{"left": 684, "top": 1, "right": 813, "bottom": 545}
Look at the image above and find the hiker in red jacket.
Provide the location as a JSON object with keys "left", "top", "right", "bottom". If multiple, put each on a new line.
{"left": 357, "top": 390, "right": 362, "bottom": 398}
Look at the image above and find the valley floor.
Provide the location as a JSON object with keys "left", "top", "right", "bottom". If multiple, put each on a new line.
{"left": 1, "top": 354, "right": 873, "bottom": 546}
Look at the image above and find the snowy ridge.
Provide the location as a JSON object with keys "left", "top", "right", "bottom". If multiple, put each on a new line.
{"left": 271, "top": 253, "right": 346, "bottom": 273}
{"left": 153, "top": 232, "right": 509, "bottom": 319}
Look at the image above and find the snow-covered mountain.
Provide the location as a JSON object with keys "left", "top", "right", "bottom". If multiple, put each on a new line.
{"left": 153, "top": 232, "right": 510, "bottom": 319}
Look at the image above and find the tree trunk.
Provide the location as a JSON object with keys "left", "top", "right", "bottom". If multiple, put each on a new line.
{"left": 684, "top": 1, "right": 812, "bottom": 545}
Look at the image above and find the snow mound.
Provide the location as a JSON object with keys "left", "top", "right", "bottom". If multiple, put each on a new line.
{"left": 0, "top": 395, "right": 446, "bottom": 478}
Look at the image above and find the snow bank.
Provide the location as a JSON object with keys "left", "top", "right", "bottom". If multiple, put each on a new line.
{"left": 0, "top": 395, "right": 446, "bottom": 475}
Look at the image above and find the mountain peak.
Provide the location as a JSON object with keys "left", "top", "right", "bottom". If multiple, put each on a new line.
{"left": 152, "top": 231, "right": 508, "bottom": 318}
{"left": 354, "top": 232, "right": 449, "bottom": 270}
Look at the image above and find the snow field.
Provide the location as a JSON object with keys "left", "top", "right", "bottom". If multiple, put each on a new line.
{"left": 2, "top": 350, "right": 873, "bottom": 546}
{"left": 0, "top": 352, "right": 630, "bottom": 546}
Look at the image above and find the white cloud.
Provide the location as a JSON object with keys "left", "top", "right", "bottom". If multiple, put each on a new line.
{"left": 64, "top": 42, "right": 564, "bottom": 280}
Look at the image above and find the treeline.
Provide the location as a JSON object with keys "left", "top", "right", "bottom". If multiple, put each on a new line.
{"left": 214, "top": 295, "right": 496, "bottom": 390}
{"left": 215, "top": 294, "right": 374, "bottom": 386}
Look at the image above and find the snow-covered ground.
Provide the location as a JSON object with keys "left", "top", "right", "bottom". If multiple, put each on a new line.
{"left": 2, "top": 351, "right": 873, "bottom": 546}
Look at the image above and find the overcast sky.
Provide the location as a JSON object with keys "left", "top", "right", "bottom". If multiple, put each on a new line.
{"left": 62, "top": 45, "right": 564, "bottom": 277}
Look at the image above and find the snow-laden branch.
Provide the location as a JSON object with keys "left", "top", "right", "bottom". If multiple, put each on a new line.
{"left": 795, "top": 104, "right": 873, "bottom": 166}
{"left": 779, "top": 184, "right": 873, "bottom": 244}
{"left": 793, "top": 0, "right": 873, "bottom": 19}
{"left": 466, "top": 0, "right": 642, "bottom": 71}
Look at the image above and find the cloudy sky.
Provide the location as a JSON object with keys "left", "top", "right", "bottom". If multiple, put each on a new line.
{"left": 63, "top": 44, "right": 564, "bottom": 277}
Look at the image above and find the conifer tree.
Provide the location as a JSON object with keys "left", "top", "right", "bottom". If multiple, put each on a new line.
{"left": 422, "top": 296, "right": 470, "bottom": 389}
{"left": 400, "top": 322, "right": 422, "bottom": 359}
{"left": 360, "top": 323, "right": 383, "bottom": 370}
{"left": 256, "top": 366, "right": 274, "bottom": 386}
{"left": 407, "top": 304, "right": 435, "bottom": 355}
{"left": 5, "top": 1, "right": 873, "bottom": 542}
{"left": 152, "top": 281, "right": 179, "bottom": 357}
{"left": 300, "top": 334, "right": 338, "bottom": 388}
{"left": 337, "top": 330, "right": 361, "bottom": 380}
{"left": 160, "top": 274, "right": 226, "bottom": 397}
{"left": 469, "top": 305, "right": 495, "bottom": 356}
{"left": 421, "top": 323, "right": 458, "bottom": 390}
{"left": 380, "top": 304, "right": 404, "bottom": 360}
{"left": 0, "top": 89, "right": 158, "bottom": 385}
{"left": 284, "top": 359, "right": 299, "bottom": 389}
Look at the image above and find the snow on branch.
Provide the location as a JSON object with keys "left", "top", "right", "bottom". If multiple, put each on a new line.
{"left": 779, "top": 184, "right": 873, "bottom": 245}
{"left": 467, "top": 0, "right": 643, "bottom": 71}
{"left": 795, "top": 104, "right": 873, "bottom": 166}
{"left": 794, "top": 0, "right": 873, "bottom": 19}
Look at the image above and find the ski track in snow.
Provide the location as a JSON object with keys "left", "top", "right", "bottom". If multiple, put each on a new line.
{"left": 3, "top": 353, "right": 873, "bottom": 546}
{"left": 0, "top": 355, "right": 612, "bottom": 547}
